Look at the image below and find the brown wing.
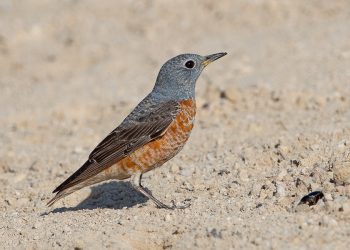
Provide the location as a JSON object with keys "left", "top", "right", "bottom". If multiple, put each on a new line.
{"left": 53, "top": 100, "right": 180, "bottom": 193}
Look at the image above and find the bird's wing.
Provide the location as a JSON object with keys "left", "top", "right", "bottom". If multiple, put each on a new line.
{"left": 53, "top": 100, "right": 180, "bottom": 193}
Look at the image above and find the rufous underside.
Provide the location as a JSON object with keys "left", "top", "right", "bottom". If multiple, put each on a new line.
{"left": 104, "top": 98, "right": 196, "bottom": 179}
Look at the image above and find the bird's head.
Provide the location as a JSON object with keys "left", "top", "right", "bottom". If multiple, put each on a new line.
{"left": 153, "top": 52, "right": 227, "bottom": 100}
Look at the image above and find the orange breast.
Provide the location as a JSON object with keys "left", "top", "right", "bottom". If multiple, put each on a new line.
{"left": 110, "top": 99, "right": 196, "bottom": 177}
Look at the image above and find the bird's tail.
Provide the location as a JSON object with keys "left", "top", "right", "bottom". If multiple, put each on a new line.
{"left": 47, "top": 162, "right": 109, "bottom": 207}
{"left": 47, "top": 187, "right": 77, "bottom": 207}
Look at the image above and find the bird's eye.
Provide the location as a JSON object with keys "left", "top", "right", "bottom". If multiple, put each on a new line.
{"left": 185, "top": 60, "right": 195, "bottom": 69}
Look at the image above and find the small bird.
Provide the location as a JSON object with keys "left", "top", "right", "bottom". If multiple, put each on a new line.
{"left": 48, "top": 52, "right": 227, "bottom": 209}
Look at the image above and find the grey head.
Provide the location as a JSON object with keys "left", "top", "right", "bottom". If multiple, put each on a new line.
{"left": 151, "top": 52, "right": 227, "bottom": 100}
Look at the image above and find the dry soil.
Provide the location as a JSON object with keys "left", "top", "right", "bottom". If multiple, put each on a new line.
{"left": 1, "top": 1, "right": 350, "bottom": 249}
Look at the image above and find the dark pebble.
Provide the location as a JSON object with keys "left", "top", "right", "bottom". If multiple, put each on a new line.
{"left": 298, "top": 191, "right": 324, "bottom": 206}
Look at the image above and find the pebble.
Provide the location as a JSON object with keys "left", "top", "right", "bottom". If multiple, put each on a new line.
{"left": 181, "top": 182, "right": 194, "bottom": 191}
{"left": 333, "top": 162, "right": 350, "bottom": 185}
{"left": 277, "top": 169, "right": 287, "bottom": 181}
{"left": 219, "top": 188, "right": 228, "bottom": 196}
{"left": 337, "top": 139, "right": 347, "bottom": 151}
{"left": 298, "top": 191, "right": 324, "bottom": 206}
{"left": 165, "top": 214, "right": 171, "bottom": 222}
{"left": 275, "top": 182, "right": 286, "bottom": 197}
{"left": 33, "top": 222, "right": 42, "bottom": 229}
{"left": 170, "top": 163, "right": 180, "bottom": 174}
{"left": 324, "top": 193, "right": 333, "bottom": 201}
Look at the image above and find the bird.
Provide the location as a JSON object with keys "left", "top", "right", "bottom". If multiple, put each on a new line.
{"left": 47, "top": 52, "right": 227, "bottom": 209}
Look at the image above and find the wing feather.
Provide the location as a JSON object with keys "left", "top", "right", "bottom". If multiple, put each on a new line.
{"left": 53, "top": 100, "right": 180, "bottom": 193}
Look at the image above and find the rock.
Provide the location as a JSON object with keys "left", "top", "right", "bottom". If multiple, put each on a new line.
{"left": 275, "top": 182, "right": 286, "bottom": 197}
{"left": 165, "top": 214, "right": 171, "bottom": 222}
{"left": 276, "top": 169, "right": 287, "bottom": 181}
{"left": 259, "top": 181, "right": 275, "bottom": 199}
{"left": 170, "top": 163, "right": 180, "bottom": 174}
{"left": 32, "top": 221, "right": 42, "bottom": 229}
{"left": 337, "top": 139, "right": 347, "bottom": 152}
{"left": 181, "top": 181, "right": 194, "bottom": 191}
{"left": 324, "top": 193, "right": 333, "bottom": 201}
{"left": 298, "top": 191, "right": 324, "bottom": 206}
{"left": 333, "top": 162, "right": 350, "bottom": 185}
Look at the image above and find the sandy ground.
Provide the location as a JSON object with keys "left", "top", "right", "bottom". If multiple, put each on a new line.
{"left": 1, "top": 0, "right": 350, "bottom": 249}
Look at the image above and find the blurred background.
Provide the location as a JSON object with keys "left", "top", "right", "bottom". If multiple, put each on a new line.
{"left": 1, "top": 0, "right": 349, "bottom": 116}
{"left": 1, "top": 0, "right": 350, "bottom": 249}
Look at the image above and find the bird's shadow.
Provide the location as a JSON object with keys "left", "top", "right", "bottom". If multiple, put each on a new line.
{"left": 49, "top": 181, "right": 149, "bottom": 213}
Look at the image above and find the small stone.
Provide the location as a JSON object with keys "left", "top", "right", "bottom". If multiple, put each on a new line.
{"left": 219, "top": 188, "right": 228, "bottom": 196}
{"left": 275, "top": 182, "right": 286, "bottom": 197}
{"left": 337, "top": 139, "right": 347, "bottom": 151}
{"left": 181, "top": 182, "right": 194, "bottom": 191}
{"left": 277, "top": 169, "right": 287, "bottom": 181}
{"left": 279, "top": 146, "right": 290, "bottom": 155}
{"left": 333, "top": 162, "right": 350, "bottom": 185}
{"left": 250, "top": 183, "right": 261, "bottom": 197}
{"left": 33, "top": 222, "right": 42, "bottom": 229}
{"left": 324, "top": 193, "right": 333, "bottom": 201}
{"left": 298, "top": 191, "right": 324, "bottom": 206}
{"left": 170, "top": 163, "right": 180, "bottom": 174}
{"left": 165, "top": 214, "right": 171, "bottom": 222}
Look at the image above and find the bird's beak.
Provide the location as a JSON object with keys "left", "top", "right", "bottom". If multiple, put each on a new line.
{"left": 202, "top": 52, "right": 227, "bottom": 67}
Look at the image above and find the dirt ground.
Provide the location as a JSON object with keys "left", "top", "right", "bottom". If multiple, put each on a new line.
{"left": 1, "top": 0, "right": 350, "bottom": 249}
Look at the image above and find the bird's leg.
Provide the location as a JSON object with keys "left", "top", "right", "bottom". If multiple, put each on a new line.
{"left": 130, "top": 173, "right": 190, "bottom": 209}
